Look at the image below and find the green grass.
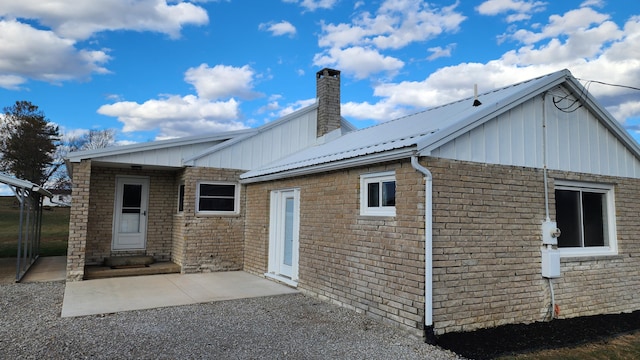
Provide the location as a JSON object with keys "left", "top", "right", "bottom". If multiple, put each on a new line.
{"left": 0, "top": 196, "right": 69, "bottom": 257}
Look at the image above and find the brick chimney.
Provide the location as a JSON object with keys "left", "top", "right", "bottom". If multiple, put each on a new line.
{"left": 316, "top": 68, "right": 341, "bottom": 138}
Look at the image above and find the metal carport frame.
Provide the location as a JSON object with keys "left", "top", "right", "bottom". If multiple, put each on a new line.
{"left": 0, "top": 174, "right": 52, "bottom": 282}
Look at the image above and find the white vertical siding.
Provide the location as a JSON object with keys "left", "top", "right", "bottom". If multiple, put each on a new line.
{"left": 193, "top": 111, "right": 318, "bottom": 170}
{"left": 433, "top": 96, "right": 545, "bottom": 169}
{"left": 430, "top": 88, "right": 640, "bottom": 179}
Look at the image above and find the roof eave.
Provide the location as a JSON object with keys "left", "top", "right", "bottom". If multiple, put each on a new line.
{"left": 240, "top": 146, "right": 416, "bottom": 184}
{"left": 66, "top": 128, "right": 256, "bottom": 163}
{"left": 562, "top": 76, "right": 640, "bottom": 160}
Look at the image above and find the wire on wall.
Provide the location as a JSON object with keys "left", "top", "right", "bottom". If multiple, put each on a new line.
{"left": 552, "top": 77, "right": 640, "bottom": 114}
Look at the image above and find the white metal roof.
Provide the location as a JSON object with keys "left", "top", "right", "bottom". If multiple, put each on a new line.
{"left": 0, "top": 173, "right": 52, "bottom": 198}
{"left": 65, "top": 100, "right": 357, "bottom": 171}
{"left": 66, "top": 128, "right": 257, "bottom": 165}
{"left": 241, "top": 69, "right": 640, "bottom": 182}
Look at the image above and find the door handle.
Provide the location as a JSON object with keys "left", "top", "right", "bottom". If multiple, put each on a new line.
{"left": 143, "top": 210, "right": 147, "bottom": 216}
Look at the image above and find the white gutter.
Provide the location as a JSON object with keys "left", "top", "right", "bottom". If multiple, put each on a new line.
{"left": 410, "top": 155, "right": 433, "bottom": 335}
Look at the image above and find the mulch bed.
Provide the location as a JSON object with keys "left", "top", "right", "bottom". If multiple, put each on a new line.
{"left": 435, "top": 310, "right": 640, "bottom": 359}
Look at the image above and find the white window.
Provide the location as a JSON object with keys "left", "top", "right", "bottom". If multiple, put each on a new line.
{"left": 554, "top": 180, "right": 617, "bottom": 257}
{"left": 196, "top": 181, "right": 239, "bottom": 215}
{"left": 360, "top": 171, "right": 396, "bottom": 216}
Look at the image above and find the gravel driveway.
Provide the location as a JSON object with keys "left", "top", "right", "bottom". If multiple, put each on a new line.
{"left": 1, "top": 281, "right": 464, "bottom": 359}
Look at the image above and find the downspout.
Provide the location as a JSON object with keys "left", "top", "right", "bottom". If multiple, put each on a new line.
{"left": 410, "top": 154, "right": 434, "bottom": 342}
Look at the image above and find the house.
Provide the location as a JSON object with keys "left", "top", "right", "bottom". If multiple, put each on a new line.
{"left": 66, "top": 68, "right": 640, "bottom": 339}
{"left": 42, "top": 189, "right": 72, "bottom": 207}
{"left": 64, "top": 68, "right": 354, "bottom": 281}
{"left": 239, "top": 69, "right": 640, "bottom": 338}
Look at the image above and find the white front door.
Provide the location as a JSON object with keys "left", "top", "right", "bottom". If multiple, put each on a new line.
{"left": 268, "top": 189, "right": 300, "bottom": 283}
{"left": 112, "top": 176, "right": 149, "bottom": 250}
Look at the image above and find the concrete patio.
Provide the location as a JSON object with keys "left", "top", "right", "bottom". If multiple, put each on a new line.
{"left": 0, "top": 256, "right": 299, "bottom": 318}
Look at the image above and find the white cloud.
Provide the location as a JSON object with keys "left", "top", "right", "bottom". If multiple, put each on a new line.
{"left": 607, "top": 100, "right": 640, "bottom": 123}
{"left": 0, "top": 75, "right": 27, "bottom": 90}
{"left": 318, "top": 0, "right": 465, "bottom": 50}
{"left": 313, "top": 46, "right": 404, "bottom": 80}
{"left": 98, "top": 95, "right": 246, "bottom": 139}
{"left": 0, "top": 20, "right": 110, "bottom": 89}
{"left": 259, "top": 21, "right": 297, "bottom": 37}
{"left": 184, "top": 64, "right": 261, "bottom": 100}
{"left": 342, "top": 99, "right": 412, "bottom": 122}
{"left": 345, "top": 7, "right": 640, "bottom": 126}
{"left": 372, "top": 1, "right": 466, "bottom": 49}
{"left": 0, "top": 0, "right": 209, "bottom": 40}
{"left": 97, "top": 64, "right": 263, "bottom": 139}
{"left": 580, "top": 0, "right": 604, "bottom": 8}
{"left": 273, "top": 98, "right": 316, "bottom": 118}
{"left": 298, "top": 0, "right": 338, "bottom": 11}
{"left": 503, "top": 20, "right": 622, "bottom": 66}
{"left": 281, "top": 0, "right": 337, "bottom": 11}
{"left": 0, "top": 1, "right": 208, "bottom": 88}
{"left": 314, "top": 0, "right": 465, "bottom": 79}
{"left": 476, "top": 0, "right": 546, "bottom": 22}
{"left": 427, "top": 43, "right": 456, "bottom": 61}
{"left": 507, "top": 7, "right": 610, "bottom": 44}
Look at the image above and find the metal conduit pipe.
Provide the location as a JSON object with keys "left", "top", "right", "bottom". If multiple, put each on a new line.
{"left": 541, "top": 91, "right": 559, "bottom": 319}
{"left": 410, "top": 154, "right": 434, "bottom": 341}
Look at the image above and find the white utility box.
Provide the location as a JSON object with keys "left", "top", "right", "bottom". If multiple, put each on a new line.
{"left": 541, "top": 247, "right": 561, "bottom": 278}
{"left": 542, "top": 220, "right": 560, "bottom": 245}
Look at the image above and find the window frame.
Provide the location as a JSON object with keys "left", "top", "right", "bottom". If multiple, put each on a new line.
{"left": 196, "top": 181, "right": 240, "bottom": 215}
{"left": 360, "top": 171, "right": 396, "bottom": 217}
{"left": 554, "top": 180, "right": 617, "bottom": 258}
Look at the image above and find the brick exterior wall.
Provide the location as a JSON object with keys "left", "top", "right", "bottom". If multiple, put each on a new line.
{"left": 244, "top": 157, "right": 640, "bottom": 335}
{"left": 549, "top": 171, "right": 640, "bottom": 320}
{"left": 79, "top": 166, "right": 177, "bottom": 266}
{"left": 174, "top": 167, "right": 245, "bottom": 273}
{"left": 66, "top": 160, "right": 91, "bottom": 281}
{"left": 428, "top": 158, "right": 548, "bottom": 334}
{"left": 172, "top": 170, "right": 187, "bottom": 267}
{"left": 316, "top": 68, "right": 341, "bottom": 137}
{"left": 245, "top": 161, "right": 427, "bottom": 336}
{"left": 66, "top": 163, "right": 246, "bottom": 279}
{"left": 68, "top": 155, "right": 640, "bottom": 334}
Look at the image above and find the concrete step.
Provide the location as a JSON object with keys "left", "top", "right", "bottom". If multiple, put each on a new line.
{"left": 84, "top": 262, "right": 181, "bottom": 280}
{"left": 104, "top": 256, "right": 154, "bottom": 268}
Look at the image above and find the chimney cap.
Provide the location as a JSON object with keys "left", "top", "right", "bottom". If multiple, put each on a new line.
{"left": 317, "top": 68, "right": 340, "bottom": 78}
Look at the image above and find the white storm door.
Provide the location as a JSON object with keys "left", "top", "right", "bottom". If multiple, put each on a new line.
{"left": 268, "top": 189, "right": 300, "bottom": 282}
{"left": 112, "top": 176, "right": 149, "bottom": 250}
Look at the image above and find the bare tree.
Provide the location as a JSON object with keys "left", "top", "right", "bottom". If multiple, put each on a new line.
{"left": 76, "top": 129, "right": 117, "bottom": 150}
{"left": 49, "top": 129, "right": 117, "bottom": 190}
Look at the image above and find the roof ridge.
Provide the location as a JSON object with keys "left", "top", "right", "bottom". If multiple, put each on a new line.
{"left": 348, "top": 70, "right": 567, "bottom": 132}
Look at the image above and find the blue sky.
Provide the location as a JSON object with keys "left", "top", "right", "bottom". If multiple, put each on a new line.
{"left": 1, "top": 1, "right": 640, "bottom": 183}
